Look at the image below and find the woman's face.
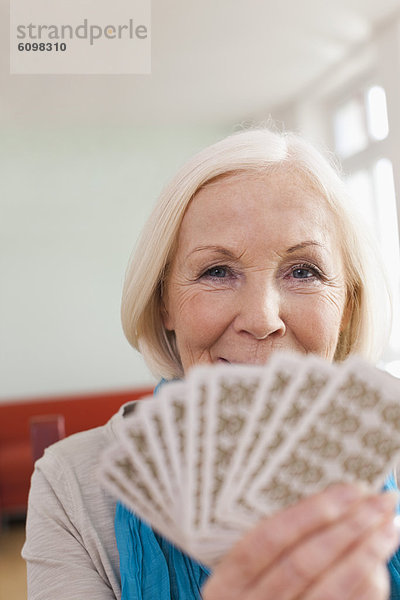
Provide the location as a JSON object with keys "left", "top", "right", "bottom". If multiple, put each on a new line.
{"left": 162, "top": 169, "right": 349, "bottom": 373}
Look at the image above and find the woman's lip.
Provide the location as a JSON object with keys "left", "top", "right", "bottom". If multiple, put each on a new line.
{"left": 217, "top": 357, "right": 253, "bottom": 364}
{"left": 216, "top": 357, "right": 275, "bottom": 366}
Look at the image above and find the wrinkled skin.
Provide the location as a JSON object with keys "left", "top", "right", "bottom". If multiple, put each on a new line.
{"left": 163, "top": 170, "right": 349, "bottom": 370}
{"left": 163, "top": 170, "right": 397, "bottom": 599}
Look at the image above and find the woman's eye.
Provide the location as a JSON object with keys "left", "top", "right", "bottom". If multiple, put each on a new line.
{"left": 204, "top": 266, "right": 227, "bottom": 278}
{"left": 290, "top": 264, "right": 322, "bottom": 280}
{"left": 292, "top": 267, "right": 314, "bottom": 279}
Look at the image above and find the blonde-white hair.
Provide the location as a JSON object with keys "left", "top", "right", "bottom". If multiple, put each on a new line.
{"left": 121, "top": 128, "right": 391, "bottom": 378}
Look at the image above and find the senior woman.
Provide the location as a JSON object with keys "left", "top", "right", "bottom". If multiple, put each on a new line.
{"left": 23, "top": 128, "right": 400, "bottom": 600}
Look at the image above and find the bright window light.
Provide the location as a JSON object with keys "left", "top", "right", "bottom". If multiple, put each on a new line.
{"left": 334, "top": 98, "right": 368, "bottom": 158}
{"left": 374, "top": 158, "right": 399, "bottom": 250}
{"left": 385, "top": 360, "right": 400, "bottom": 378}
{"left": 332, "top": 84, "right": 398, "bottom": 358}
{"left": 373, "top": 158, "right": 400, "bottom": 351}
{"left": 346, "top": 169, "right": 376, "bottom": 235}
{"left": 366, "top": 86, "right": 389, "bottom": 141}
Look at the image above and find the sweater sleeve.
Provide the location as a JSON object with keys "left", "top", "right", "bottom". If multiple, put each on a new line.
{"left": 22, "top": 443, "right": 120, "bottom": 600}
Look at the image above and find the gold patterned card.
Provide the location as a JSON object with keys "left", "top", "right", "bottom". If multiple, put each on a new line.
{"left": 216, "top": 352, "right": 310, "bottom": 528}
{"left": 99, "top": 442, "right": 182, "bottom": 545}
{"left": 185, "top": 364, "right": 265, "bottom": 537}
{"left": 98, "top": 353, "right": 400, "bottom": 568}
{"left": 248, "top": 356, "right": 400, "bottom": 514}
{"left": 222, "top": 354, "right": 334, "bottom": 528}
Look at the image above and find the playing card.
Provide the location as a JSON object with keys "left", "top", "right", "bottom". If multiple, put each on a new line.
{"left": 134, "top": 382, "right": 190, "bottom": 521}
{"left": 99, "top": 353, "right": 400, "bottom": 568}
{"left": 248, "top": 356, "right": 400, "bottom": 514}
{"left": 203, "top": 364, "right": 266, "bottom": 532}
{"left": 119, "top": 399, "right": 172, "bottom": 515}
{"left": 99, "top": 442, "right": 181, "bottom": 546}
{"left": 184, "top": 367, "right": 211, "bottom": 541}
{"left": 221, "top": 352, "right": 326, "bottom": 527}
{"left": 152, "top": 381, "right": 188, "bottom": 516}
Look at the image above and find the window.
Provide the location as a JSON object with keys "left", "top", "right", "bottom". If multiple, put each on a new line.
{"left": 333, "top": 85, "right": 389, "bottom": 159}
{"left": 332, "top": 83, "right": 400, "bottom": 366}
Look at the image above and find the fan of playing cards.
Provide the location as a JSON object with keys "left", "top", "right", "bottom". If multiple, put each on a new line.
{"left": 99, "top": 352, "right": 400, "bottom": 567}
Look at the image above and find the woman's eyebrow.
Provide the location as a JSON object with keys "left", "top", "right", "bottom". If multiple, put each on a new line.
{"left": 187, "top": 241, "right": 327, "bottom": 260}
{"left": 187, "top": 245, "right": 239, "bottom": 259}
{"left": 286, "top": 240, "right": 326, "bottom": 253}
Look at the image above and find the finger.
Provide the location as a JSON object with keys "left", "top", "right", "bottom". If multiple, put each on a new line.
{"left": 203, "top": 483, "right": 365, "bottom": 600}
{"left": 246, "top": 492, "right": 397, "bottom": 600}
{"left": 350, "top": 563, "right": 390, "bottom": 600}
{"left": 302, "top": 515, "right": 398, "bottom": 600}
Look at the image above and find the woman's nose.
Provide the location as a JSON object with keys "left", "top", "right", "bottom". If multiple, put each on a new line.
{"left": 233, "top": 280, "right": 286, "bottom": 340}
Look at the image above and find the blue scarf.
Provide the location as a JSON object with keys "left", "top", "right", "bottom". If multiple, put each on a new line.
{"left": 115, "top": 504, "right": 210, "bottom": 599}
{"left": 115, "top": 385, "right": 400, "bottom": 599}
{"left": 116, "top": 380, "right": 211, "bottom": 599}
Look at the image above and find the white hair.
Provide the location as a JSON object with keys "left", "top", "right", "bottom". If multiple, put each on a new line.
{"left": 121, "top": 128, "right": 391, "bottom": 378}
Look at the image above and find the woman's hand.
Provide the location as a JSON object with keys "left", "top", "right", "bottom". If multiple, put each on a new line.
{"left": 202, "top": 484, "right": 398, "bottom": 600}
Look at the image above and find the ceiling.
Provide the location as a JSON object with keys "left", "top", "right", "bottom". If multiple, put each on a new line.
{"left": 2, "top": 0, "right": 400, "bottom": 127}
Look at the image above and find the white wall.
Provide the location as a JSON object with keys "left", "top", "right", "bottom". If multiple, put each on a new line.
{"left": 0, "top": 124, "right": 230, "bottom": 401}
{"left": 3, "top": 14, "right": 400, "bottom": 402}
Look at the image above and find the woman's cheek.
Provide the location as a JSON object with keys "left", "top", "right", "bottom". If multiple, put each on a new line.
{"left": 171, "top": 288, "right": 230, "bottom": 354}
{"left": 292, "top": 291, "right": 345, "bottom": 356}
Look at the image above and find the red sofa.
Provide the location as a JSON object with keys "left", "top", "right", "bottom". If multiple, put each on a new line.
{"left": 0, "top": 386, "right": 153, "bottom": 519}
